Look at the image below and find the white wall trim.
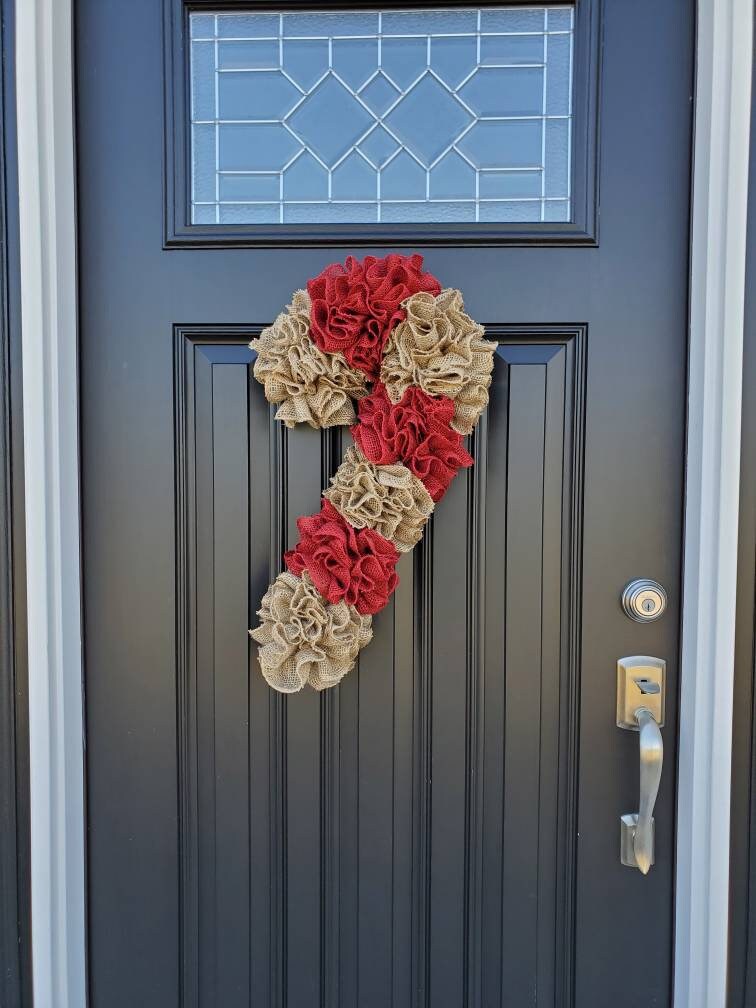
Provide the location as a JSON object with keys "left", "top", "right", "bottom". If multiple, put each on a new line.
{"left": 16, "top": 0, "right": 86, "bottom": 1004}
{"left": 675, "top": 1, "right": 753, "bottom": 1006}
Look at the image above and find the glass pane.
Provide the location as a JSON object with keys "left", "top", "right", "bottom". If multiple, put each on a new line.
{"left": 191, "top": 42, "right": 215, "bottom": 121}
{"left": 218, "top": 14, "right": 279, "bottom": 38}
{"left": 546, "top": 7, "right": 574, "bottom": 31}
{"left": 219, "top": 174, "right": 279, "bottom": 202}
{"left": 479, "top": 170, "right": 543, "bottom": 199}
{"left": 479, "top": 199, "right": 543, "bottom": 222}
{"left": 189, "top": 6, "right": 575, "bottom": 225}
{"left": 190, "top": 14, "right": 215, "bottom": 39}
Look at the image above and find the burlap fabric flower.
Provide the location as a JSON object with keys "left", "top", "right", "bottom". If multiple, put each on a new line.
{"left": 380, "top": 288, "right": 497, "bottom": 435}
{"left": 352, "top": 382, "right": 473, "bottom": 502}
{"left": 307, "top": 254, "right": 442, "bottom": 379}
{"left": 250, "top": 570, "right": 372, "bottom": 692}
{"left": 250, "top": 290, "right": 367, "bottom": 429}
{"left": 285, "top": 499, "right": 400, "bottom": 615}
{"left": 324, "top": 445, "right": 433, "bottom": 552}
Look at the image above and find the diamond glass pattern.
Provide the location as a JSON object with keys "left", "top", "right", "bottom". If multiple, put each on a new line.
{"left": 190, "top": 7, "right": 574, "bottom": 224}
{"left": 288, "top": 76, "right": 374, "bottom": 164}
{"left": 360, "top": 74, "right": 401, "bottom": 116}
{"left": 384, "top": 74, "right": 474, "bottom": 166}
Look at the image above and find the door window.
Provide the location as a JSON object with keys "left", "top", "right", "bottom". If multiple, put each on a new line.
{"left": 188, "top": 7, "right": 574, "bottom": 226}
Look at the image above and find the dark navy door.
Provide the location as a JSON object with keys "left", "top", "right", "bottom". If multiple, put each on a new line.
{"left": 76, "top": 1, "right": 693, "bottom": 1004}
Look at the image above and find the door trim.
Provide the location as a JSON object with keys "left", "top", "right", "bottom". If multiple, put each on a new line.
{"left": 14, "top": 0, "right": 752, "bottom": 1004}
{"left": 675, "top": 1, "right": 753, "bottom": 1005}
{"left": 16, "top": 0, "right": 86, "bottom": 1004}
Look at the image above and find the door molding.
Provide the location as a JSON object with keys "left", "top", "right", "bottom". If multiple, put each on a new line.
{"left": 16, "top": 0, "right": 86, "bottom": 1004}
{"left": 674, "top": 1, "right": 753, "bottom": 1005}
{"left": 14, "top": 1, "right": 752, "bottom": 1006}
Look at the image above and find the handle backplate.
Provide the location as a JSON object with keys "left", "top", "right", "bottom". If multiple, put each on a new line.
{"left": 616, "top": 655, "right": 665, "bottom": 729}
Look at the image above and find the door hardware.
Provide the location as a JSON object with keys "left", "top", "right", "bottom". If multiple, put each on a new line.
{"left": 617, "top": 657, "right": 665, "bottom": 873}
{"left": 621, "top": 579, "right": 667, "bottom": 622}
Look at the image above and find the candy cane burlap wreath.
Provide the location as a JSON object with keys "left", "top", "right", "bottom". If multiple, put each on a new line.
{"left": 249, "top": 254, "right": 497, "bottom": 694}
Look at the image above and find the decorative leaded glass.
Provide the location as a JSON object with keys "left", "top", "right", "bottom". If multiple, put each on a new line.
{"left": 190, "top": 7, "right": 574, "bottom": 225}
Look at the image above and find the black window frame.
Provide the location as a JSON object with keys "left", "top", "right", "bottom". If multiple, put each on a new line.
{"left": 164, "top": 0, "right": 600, "bottom": 248}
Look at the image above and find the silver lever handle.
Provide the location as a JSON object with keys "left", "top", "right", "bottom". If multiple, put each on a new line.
{"left": 617, "top": 657, "right": 666, "bottom": 874}
{"left": 633, "top": 707, "right": 663, "bottom": 873}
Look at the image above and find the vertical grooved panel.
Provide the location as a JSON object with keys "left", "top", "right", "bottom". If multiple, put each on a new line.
{"left": 248, "top": 365, "right": 273, "bottom": 1007}
{"left": 357, "top": 596, "right": 399, "bottom": 1007}
{"left": 428, "top": 464, "right": 470, "bottom": 1008}
{"left": 284, "top": 425, "right": 323, "bottom": 1007}
{"left": 536, "top": 349, "right": 566, "bottom": 1008}
{"left": 193, "top": 348, "right": 216, "bottom": 1004}
{"left": 480, "top": 358, "right": 508, "bottom": 1008}
{"left": 176, "top": 328, "right": 584, "bottom": 1008}
{"left": 502, "top": 363, "right": 546, "bottom": 998}
{"left": 391, "top": 556, "right": 415, "bottom": 1008}
{"left": 211, "top": 363, "right": 250, "bottom": 1004}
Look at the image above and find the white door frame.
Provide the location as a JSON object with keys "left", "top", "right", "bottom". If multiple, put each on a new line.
{"left": 15, "top": 0, "right": 753, "bottom": 1004}
{"left": 16, "top": 1, "right": 85, "bottom": 1005}
{"left": 674, "top": 1, "right": 752, "bottom": 1002}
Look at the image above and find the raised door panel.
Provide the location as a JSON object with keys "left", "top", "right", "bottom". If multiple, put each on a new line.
{"left": 175, "top": 327, "right": 584, "bottom": 1007}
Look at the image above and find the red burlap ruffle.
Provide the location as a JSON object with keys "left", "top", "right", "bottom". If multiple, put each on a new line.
{"left": 307, "top": 254, "right": 441, "bottom": 380}
{"left": 351, "top": 382, "right": 473, "bottom": 502}
{"left": 285, "top": 499, "right": 400, "bottom": 615}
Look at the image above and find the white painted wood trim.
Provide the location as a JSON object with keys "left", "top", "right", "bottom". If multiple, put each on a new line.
{"left": 16, "top": 0, "right": 86, "bottom": 1004}
{"left": 675, "top": 1, "right": 753, "bottom": 1006}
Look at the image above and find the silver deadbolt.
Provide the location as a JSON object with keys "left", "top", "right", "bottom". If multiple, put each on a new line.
{"left": 621, "top": 579, "right": 667, "bottom": 622}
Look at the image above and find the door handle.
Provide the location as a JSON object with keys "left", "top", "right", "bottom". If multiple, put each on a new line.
{"left": 623, "top": 707, "right": 663, "bottom": 873}
{"left": 616, "top": 657, "right": 666, "bottom": 874}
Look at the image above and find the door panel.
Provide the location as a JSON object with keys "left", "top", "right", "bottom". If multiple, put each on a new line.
{"left": 174, "top": 330, "right": 583, "bottom": 1006}
{"left": 77, "top": 1, "right": 693, "bottom": 1005}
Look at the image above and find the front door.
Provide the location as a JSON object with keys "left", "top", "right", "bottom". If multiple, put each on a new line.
{"left": 76, "top": 1, "right": 693, "bottom": 1004}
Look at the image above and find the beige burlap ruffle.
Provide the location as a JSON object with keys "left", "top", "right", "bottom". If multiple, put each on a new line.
{"left": 250, "top": 290, "right": 368, "bottom": 430}
{"left": 249, "top": 570, "right": 372, "bottom": 692}
{"left": 380, "top": 288, "right": 497, "bottom": 436}
{"left": 324, "top": 445, "right": 434, "bottom": 552}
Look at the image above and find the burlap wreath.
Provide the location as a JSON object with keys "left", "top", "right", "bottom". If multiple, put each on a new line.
{"left": 250, "top": 255, "right": 497, "bottom": 692}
